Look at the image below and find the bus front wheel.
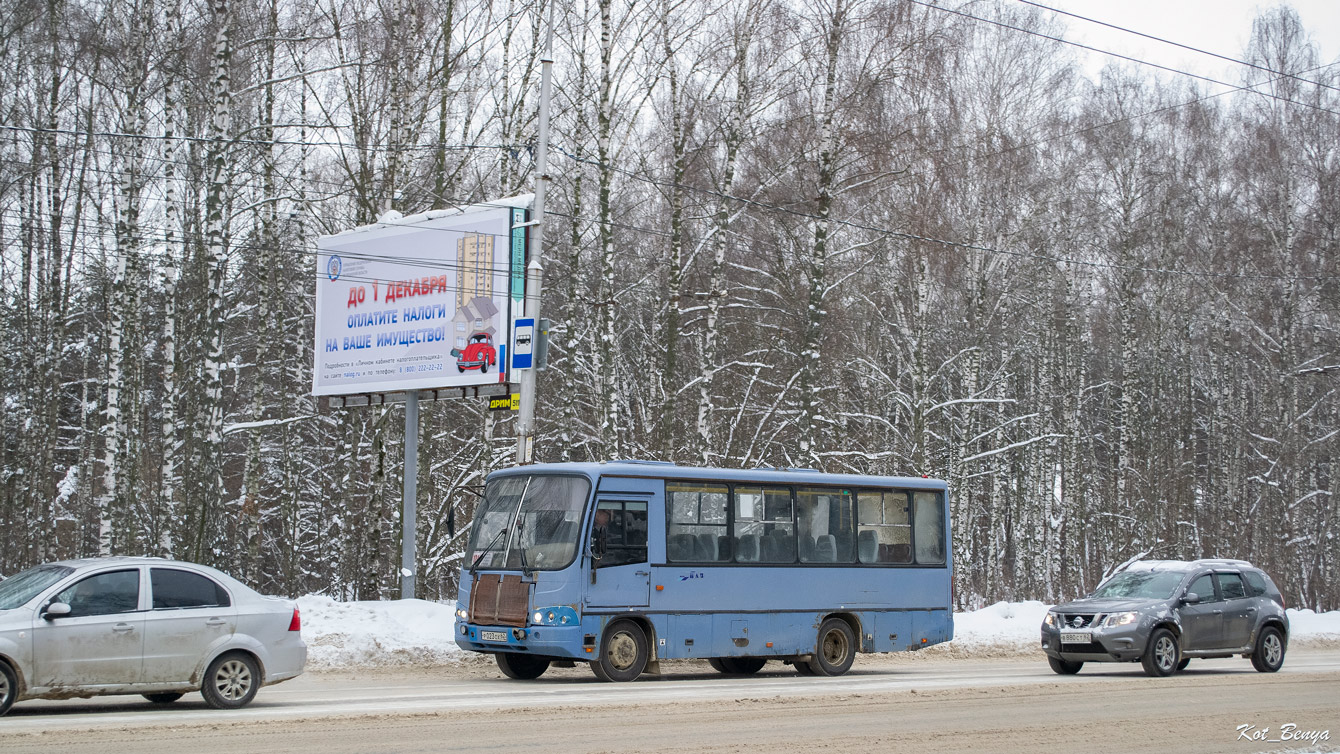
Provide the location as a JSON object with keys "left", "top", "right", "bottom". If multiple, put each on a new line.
{"left": 592, "top": 619, "right": 648, "bottom": 682}
{"left": 806, "top": 618, "right": 856, "bottom": 676}
{"left": 496, "top": 652, "right": 550, "bottom": 680}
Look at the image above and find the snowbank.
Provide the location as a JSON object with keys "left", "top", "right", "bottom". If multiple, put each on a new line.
{"left": 296, "top": 596, "right": 1340, "bottom": 669}
{"left": 297, "top": 595, "right": 464, "bottom": 669}
{"left": 950, "top": 600, "right": 1051, "bottom": 650}
{"left": 1286, "top": 608, "right": 1340, "bottom": 641}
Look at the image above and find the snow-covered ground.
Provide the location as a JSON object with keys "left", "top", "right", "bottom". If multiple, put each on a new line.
{"left": 297, "top": 595, "right": 1340, "bottom": 670}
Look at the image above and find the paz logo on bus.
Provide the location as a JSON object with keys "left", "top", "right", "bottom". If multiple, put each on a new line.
{"left": 679, "top": 571, "right": 705, "bottom": 582}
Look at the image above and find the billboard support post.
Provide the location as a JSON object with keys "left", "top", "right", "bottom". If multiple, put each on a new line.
{"left": 515, "top": 0, "right": 555, "bottom": 465}
{"left": 400, "top": 389, "right": 419, "bottom": 598}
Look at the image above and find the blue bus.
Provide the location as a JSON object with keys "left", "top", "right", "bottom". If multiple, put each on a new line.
{"left": 454, "top": 461, "right": 952, "bottom": 681}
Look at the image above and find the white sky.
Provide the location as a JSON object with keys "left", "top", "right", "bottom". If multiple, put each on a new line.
{"left": 1028, "top": 0, "right": 1340, "bottom": 87}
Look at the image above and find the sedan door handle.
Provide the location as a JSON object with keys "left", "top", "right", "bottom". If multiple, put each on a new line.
{"left": 112, "top": 623, "right": 135, "bottom": 633}
{"left": 205, "top": 618, "right": 228, "bottom": 627}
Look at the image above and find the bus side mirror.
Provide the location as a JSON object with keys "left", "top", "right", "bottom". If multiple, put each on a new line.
{"left": 592, "top": 528, "right": 607, "bottom": 560}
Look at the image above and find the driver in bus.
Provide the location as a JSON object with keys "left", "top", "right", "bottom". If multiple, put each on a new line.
{"left": 593, "top": 509, "right": 611, "bottom": 555}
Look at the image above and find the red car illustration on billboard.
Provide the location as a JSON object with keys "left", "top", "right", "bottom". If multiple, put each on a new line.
{"left": 452, "top": 332, "right": 497, "bottom": 373}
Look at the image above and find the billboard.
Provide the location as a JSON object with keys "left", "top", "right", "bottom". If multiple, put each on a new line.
{"left": 312, "top": 196, "right": 532, "bottom": 397}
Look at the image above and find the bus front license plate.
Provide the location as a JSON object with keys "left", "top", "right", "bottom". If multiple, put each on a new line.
{"left": 1060, "top": 631, "right": 1091, "bottom": 643}
{"left": 481, "top": 630, "right": 507, "bottom": 642}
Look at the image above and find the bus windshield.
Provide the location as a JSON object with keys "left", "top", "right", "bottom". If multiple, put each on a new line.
{"left": 468, "top": 475, "right": 591, "bottom": 571}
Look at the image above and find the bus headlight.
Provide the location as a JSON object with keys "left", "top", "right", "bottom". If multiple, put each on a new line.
{"left": 456, "top": 608, "right": 468, "bottom": 621}
{"left": 530, "top": 606, "right": 580, "bottom": 626}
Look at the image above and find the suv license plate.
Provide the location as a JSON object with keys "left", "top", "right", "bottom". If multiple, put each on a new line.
{"left": 1060, "top": 631, "right": 1092, "bottom": 643}
{"left": 480, "top": 630, "right": 507, "bottom": 642}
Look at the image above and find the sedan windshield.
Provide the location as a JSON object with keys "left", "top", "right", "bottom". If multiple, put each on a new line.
{"left": 1088, "top": 571, "right": 1186, "bottom": 600}
{"left": 468, "top": 475, "right": 591, "bottom": 571}
{"left": 0, "top": 564, "right": 75, "bottom": 610}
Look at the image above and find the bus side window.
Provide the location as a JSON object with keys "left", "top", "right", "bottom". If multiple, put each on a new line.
{"left": 666, "top": 483, "right": 728, "bottom": 563}
{"left": 796, "top": 487, "right": 854, "bottom": 563}
{"left": 912, "top": 491, "right": 945, "bottom": 564}
{"left": 857, "top": 491, "right": 911, "bottom": 564}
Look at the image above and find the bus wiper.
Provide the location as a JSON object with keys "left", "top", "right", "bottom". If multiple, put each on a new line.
{"left": 469, "top": 527, "right": 507, "bottom": 574}
{"left": 516, "top": 518, "right": 530, "bottom": 572}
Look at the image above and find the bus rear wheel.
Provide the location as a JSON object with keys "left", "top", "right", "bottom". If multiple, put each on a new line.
{"left": 592, "top": 619, "right": 648, "bottom": 682}
{"left": 496, "top": 652, "right": 550, "bottom": 680}
{"left": 806, "top": 618, "right": 856, "bottom": 676}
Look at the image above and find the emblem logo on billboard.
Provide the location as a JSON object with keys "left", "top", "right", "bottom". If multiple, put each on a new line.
{"left": 327, "top": 255, "right": 343, "bottom": 281}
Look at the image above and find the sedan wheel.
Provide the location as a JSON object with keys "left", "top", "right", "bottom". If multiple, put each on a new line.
{"left": 201, "top": 653, "right": 261, "bottom": 709}
{"left": 0, "top": 662, "right": 16, "bottom": 716}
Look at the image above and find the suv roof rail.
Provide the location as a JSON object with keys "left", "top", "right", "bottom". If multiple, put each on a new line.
{"left": 1190, "top": 558, "right": 1255, "bottom": 568}
{"left": 1126, "top": 558, "right": 1256, "bottom": 572}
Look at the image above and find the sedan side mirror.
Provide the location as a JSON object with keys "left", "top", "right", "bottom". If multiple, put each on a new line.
{"left": 1182, "top": 592, "right": 1201, "bottom": 605}
{"left": 43, "top": 602, "right": 71, "bottom": 620}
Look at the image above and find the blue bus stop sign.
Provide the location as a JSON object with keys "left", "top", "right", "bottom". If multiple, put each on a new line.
{"left": 512, "top": 318, "right": 535, "bottom": 370}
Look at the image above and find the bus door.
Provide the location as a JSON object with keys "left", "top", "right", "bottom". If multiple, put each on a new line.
{"left": 584, "top": 498, "right": 651, "bottom": 608}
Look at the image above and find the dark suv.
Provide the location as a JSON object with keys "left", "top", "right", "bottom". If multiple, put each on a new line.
{"left": 1040, "top": 559, "right": 1288, "bottom": 677}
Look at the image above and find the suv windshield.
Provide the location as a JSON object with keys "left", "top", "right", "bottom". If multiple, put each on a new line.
{"left": 1088, "top": 570, "right": 1186, "bottom": 600}
{"left": 0, "top": 564, "right": 75, "bottom": 610}
{"left": 468, "top": 475, "right": 591, "bottom": 571}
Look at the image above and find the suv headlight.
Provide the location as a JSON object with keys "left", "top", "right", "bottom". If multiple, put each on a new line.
{"left": 1104, "top": 611, "right": 1138, "bottom": 628}
{"left": 1044, "top": 612, "right": 1056, "bottom": 628}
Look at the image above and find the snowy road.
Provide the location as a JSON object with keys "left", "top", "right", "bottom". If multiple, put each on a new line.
{"left": 3, "top": 650, "right": 1338, "bottom": 752}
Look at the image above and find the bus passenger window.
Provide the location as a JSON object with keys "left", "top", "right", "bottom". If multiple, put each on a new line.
{"left": 666, "top": 483, "right": 728, "bottom": 562}
{"left": 912, "top": 491, "right": 945, "bottom": 564}
{"left": 796, "top": 487, "right": 854, "bottom": 563}
{"left": 735, "top": 486, "right": 794, "bottom": 563}
{"left": 857, "top": 491, "right": 911, "bottom": 564}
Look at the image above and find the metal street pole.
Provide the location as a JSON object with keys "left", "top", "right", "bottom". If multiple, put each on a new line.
{"left": 400, "top": 389, "right": 419, "bottom": 598}
{"left": 515, "top": 0, "right": 555, "bottom": 465}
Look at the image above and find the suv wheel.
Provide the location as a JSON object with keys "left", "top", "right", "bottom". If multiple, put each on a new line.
{"left": 1048, "top": 656, "right": 1083, "bottom": 675}
{"left": 1141, "top": 628, "right": 1180, "bottom": 677}
{"left": 1250, "top": 626, "right": 1286, "bottom": 673}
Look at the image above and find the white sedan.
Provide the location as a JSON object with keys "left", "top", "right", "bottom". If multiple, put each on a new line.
{"left": 0, "top": 557, "right": 306, "bottom": 714}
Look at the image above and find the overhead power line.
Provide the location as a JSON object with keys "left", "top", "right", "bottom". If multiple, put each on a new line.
{"left": 907, "top": 0, "right": 1340, "bottom": 117}
{"left": 1017, "top": 0, "right": 1340, "bottom": 96}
